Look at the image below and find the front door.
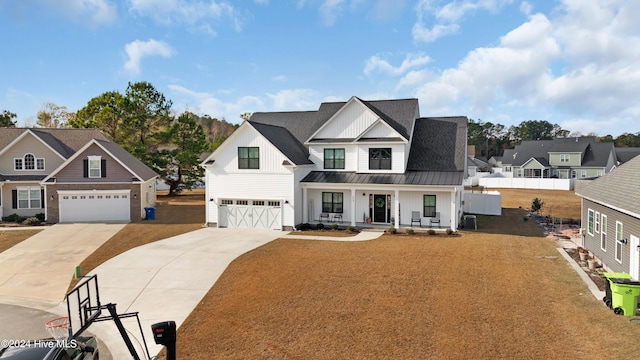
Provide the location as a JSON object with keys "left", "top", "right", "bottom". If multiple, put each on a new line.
{"left": 373, "top": 194, "right": 386, "bottom": 223}
{"left": 630, "top": 235, "right": 639, "bottom": 280}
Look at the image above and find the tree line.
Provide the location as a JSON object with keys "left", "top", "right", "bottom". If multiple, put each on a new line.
{"left": 468, "top": 119, "right": 640, "bottom": 159}
{"left": 1, "top": 81, "right": 238, "bottom": 195}
{"left": 3, "top": 88, "right": 639, "bottom": 187}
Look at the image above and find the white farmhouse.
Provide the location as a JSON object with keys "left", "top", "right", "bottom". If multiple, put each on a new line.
{"left": 203, "top": 97, "right": 467, "bottom": 231}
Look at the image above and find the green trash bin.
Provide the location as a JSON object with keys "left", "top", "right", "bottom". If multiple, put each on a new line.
{"left": 609, "top": 278, "right": 640, "bottom": 316}
{"left": 602, "top": 272, "right": 632, "bottom": 309}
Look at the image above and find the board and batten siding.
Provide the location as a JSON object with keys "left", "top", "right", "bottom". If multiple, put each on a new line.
{"left": 0, "top": 134, "right": 65, "bottom": 176}
{"left": 582, "top": 198, "right": 640, "bottom": 276}
{"left": 206, "top": 171, "right": 295, "bottom": 227}
{"left": 362, "top": 122, "right": 398, "bottom": 138}
{"left": 313, "top": 101, "right": 380, "bottom": 139}
{"left": 399, "top": 190, "right": 452, "bottom": 226}
{"left": 292, "top": 166, "right": 314, "bottom": 225}
{"left": 357, "top": 144, "right": 406, "bottom": 173}
{"left": 308, "top": 145, "right": 357, "bottom": 172}
{"left": 214, "top": 125, "right": 291, "bottom": 174}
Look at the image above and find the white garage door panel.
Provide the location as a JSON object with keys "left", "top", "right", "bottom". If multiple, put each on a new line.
{"left": 219, "top": 200, "right": 281, "bottom": 230}
{"left": 59, "top": 192, "right": 130, "bottom": 222}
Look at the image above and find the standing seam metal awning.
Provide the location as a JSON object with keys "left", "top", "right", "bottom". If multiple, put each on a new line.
{"left": 300, "top": 171, "right": 464, "bottom": 186}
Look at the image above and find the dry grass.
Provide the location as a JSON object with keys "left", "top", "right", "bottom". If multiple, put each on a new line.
{"left": 493, "top": 188, "right": 582, "bottom": 219}
{"left": 0, "top": 229, "right": 42, "bottom": 253}
{"left": 166, "top": 208, "right": 640, "bottom": 359}
{"left": 47, "top": 186, "right": 638, "bottom": 359}
{"left": 67, "top": 189, "right": 205, "bottom": 291}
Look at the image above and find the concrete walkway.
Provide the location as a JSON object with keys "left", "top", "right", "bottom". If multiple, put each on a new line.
{"left": 67, "top": 228, "right": 287, "bottom": 359}
{"left": 0, "top": 223, "right": 126, "bottom": 309}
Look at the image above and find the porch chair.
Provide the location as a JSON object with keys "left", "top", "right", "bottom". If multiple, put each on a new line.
{"left": 411, "top": 211, "right": 422, "bottom": 227}
{"left": 319, "top": 213, "right": 330, "bottom": 223}
{"left": 430, "top": 212, "right": 441, "bottom": 228}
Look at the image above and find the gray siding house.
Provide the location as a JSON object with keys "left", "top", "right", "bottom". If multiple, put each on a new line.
{"left": 575, "top": 154, "right": 640, "bottom": 279}
{"left": 501, "top": 137, "right": 617, "bottom": 179}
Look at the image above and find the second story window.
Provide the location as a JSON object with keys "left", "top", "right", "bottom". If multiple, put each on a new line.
{"left": 238, "top": 147, "right": 259, "bottom": 169}
{"left": 560, "top": 154, "right": 570, "bottom": 163}
{"left": 14, "top": 153, "right": 45, "bottom": 171}
{"left": 369, "top": 148, "right": 391, "bottom": 170}
{"left": 88, "top": 156, "right": 102, "bottom": 178}
{"left": 324, "top": 148, "right": 345, "bottom": 169}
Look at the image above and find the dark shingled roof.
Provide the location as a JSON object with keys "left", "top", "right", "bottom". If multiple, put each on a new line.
{"left": 249, "top": 122, "right": 314, "bottom": 165}
{"left": 576, "top": 154, "right": 640, "bottom": 217}
{"left": 616, "top": 147, "right": 640, "bottom": 164}
{"left": 301, "top": 171, "right": 464, "bottom": 186}
{"left": 0, "top": 128, "right": 157, "bottom": 181}
{"left": 500, "top": 137, "right": 614, "bottom": 167}
{"left": 96, "top": 140, "right": 159, "bottom": 181}
{"left": 0, "top": 128, "right": 109, "bottom": 158}
{"left": 356, "top": 98, "right": 418, "bottom": 140}
{"left": 406, "top": 117, "right": 467, "bottom": 171}
{"left": 248, "top": 110, "right": 322, "bottom": 146}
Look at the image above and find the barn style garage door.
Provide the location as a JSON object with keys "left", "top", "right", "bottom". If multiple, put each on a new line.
{"left": 58, "top": 190, "right": 130, "bottom": 223}
{"left": 218, "top": 199, "right": 281, "bottom": 230}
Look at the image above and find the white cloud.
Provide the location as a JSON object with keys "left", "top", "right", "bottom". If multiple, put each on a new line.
{"left": 319, "top": 0, "right": 345, "bottom": 26}
{"left": 266, "top": 89, "right": 318, "bottom": 110}
{"left": 123, "top": 39, "right": 175, "bottom": 75}
{"left": 168, "top": 84, "right": 266, "bottom": 121}
{"left": 413, "top": 0, "right": 513, "bottom": 43}
{"left": 272, "top": 75, "right": 288, "bottom": 82}
{"left": 406, "top": 0, "right": 640, "bottom": 136}
{"left": 364, "top": 53, "right": 431, "bottom": 76}
{"left": 45, "top": 0, "right": 117, "bottom": 25}
{"left": 127, "top": 0, "right": 244, "bottom": 33}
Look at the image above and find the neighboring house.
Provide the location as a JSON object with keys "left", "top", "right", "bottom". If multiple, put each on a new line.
{"left": 203, "top": 97, "right": 467, "bottom": 231}
{"left": 575, "top": 154, "right": 640, "bottom": 279}
{"left": 500, "top": 137, "right": 616, "bottom": 179}
{"left": 488, "top": 156, "right": 503, "bottom": 172}
{"left": 0, "top": 128, "right": 158, "bottom": 223}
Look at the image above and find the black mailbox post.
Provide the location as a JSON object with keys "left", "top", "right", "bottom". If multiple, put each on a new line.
{"left": 152, "top": 321, "right": 176, "bottom": 360}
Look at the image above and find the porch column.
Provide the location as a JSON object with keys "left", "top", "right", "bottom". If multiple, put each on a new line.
{"left": 302, "top": 186, "right": 308, "bottom": 223}
{"left": 394, "top": 189, "right": 399, "bottom": 228}
{"left": 351, "top": 188, "right": 356, "bottom": 226}
{"left": 451, "top": 188, "right": 457, "bottom": 231}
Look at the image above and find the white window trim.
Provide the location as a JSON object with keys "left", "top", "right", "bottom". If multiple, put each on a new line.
{"left": 560, "top": 154, "right": 570, "bottom": 163}
{"left": 615, "top": 221, "right": 623, "bottom": 264}
{"left": 14, "top": 153, "right": 45, "bottom": 171}
{"left": 17, "top": 186, "right": 41, "bottom": 209}
{"left": 88, "top": 155, "right": 101, "bottom": 178}
{"left": 587, "top": 209, "right": 594, "bottom": 236}
{"left": 600, "top": 214, "right": 607, "bottom": 252}
{"left": 595, "top": 211, "right": 600, "bottom": 233}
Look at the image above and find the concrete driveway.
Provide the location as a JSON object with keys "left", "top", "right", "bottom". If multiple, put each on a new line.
{"left": 0, "top": 223, "right": 126, "bottom": 309}
{"left": 74, "top": 227, "right": 285, "bottom": 359}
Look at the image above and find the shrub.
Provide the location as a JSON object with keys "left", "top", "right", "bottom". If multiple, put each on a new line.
{"left": 523, "top": 216, "right": 529, "bottom": 222}
{"left": 316, "top": 223, "right": 325, "bottom": 230}
{"left": 346, "top": 226, "right": 359, "bottom": 233}
{"left": 297, "top": 223, "right": 311, "bottom": 231}
{"left": 531, "top": 197, "right": 544, "bottom": 215}
{"left": 35, "top": 213, "right": 45, "bottom": 222}
{"left": 427, "top": 229, "right": 436, "bottom": 235}
{"left": 22, "top": 217, "right": 41, "bottom": 226}
{"left": 406, "top": 229, "right": 414, "bottom": 235}
{"left": 331, "top": 223, "right": 339, "bottom": 231}
{"left": 446, "top": 228, "right": 454, "bottom": 235}
{"left": 387, "top": 227, "right": 397, "bottom": 234}
{"left": 5, "top": 214, "right": 26, "bottom": 223}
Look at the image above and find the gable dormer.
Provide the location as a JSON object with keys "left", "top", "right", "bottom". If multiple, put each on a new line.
{"left": 306, "top": 97, "right": 408, "bottom": 143}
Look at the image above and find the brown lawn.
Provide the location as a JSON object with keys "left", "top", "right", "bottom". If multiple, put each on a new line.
{"left": 50, "top": 187, "right": 640, "bottom": 359}
{"left": 493, "top": 188, "right": 582, "bottom": 220}
{"left": 0, "top": 229, "right": 42, "bottom": 253}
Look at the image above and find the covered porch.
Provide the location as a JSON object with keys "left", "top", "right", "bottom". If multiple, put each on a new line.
{"left": 300, "top": 184, "right": 459, "bottom": 231}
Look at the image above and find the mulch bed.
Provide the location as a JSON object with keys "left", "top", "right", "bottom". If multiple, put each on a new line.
{"left": 564, "top": 248, "right": 607, "bottom": 291}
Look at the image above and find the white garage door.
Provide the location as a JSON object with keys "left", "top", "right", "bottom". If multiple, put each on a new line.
{"left": 59, "top": 190, "right": 130, "bottom": 223}
{"left": 219, "top": 199, "right": 281, "bottom": 230}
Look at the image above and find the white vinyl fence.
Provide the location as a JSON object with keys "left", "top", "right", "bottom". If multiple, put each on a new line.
{"left": 463, "top": 191, "right": 502, "bottom": 216}
{"left": 478, "top": 177, "right": 574, "bottom": 190}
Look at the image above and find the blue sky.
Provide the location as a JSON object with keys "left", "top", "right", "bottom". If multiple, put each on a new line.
{"left": 1, "top": 0, "right": 638, "bottom": 137}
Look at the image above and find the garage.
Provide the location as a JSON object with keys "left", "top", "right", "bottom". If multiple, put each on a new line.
{"left": 218, "top": 199, "right": 281, "bottom": 230}
{"left": 58, "top": 190, "right": 130, "bottom": 223}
